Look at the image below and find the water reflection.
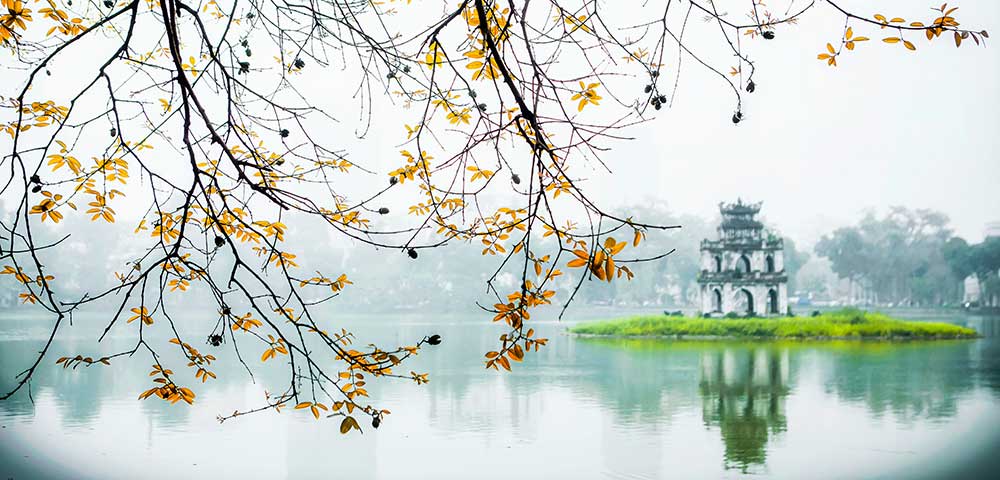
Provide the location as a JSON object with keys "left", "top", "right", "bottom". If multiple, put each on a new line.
{"left": 1, "top": 312, "right": 999, "bottom": 479}
{"left": 699, "top": 347, "right": 789, "bottom": 473}
{"left": 573, "top": 338, "right": 792, "bottom": 473}
{"left": 576, "top": 329, "right": 1000, "bottom": 477}
{"left": 824, "top": 341, "right": 975, "bottom": 422}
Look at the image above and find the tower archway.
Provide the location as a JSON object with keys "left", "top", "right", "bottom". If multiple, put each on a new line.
{"left": 712, "top": 288, "right": 723, "bottom": 312}
{"left": 766, "top": 255, "right": 775, "bottom": 273}
{"left": 736, "top": 289, "right": 754, "bottom": 315}
{"left": 768, "top": 289, "right": 779, "bottom": 314}
{"left": 737, "top": 255, "right": 751, "bottom": 274}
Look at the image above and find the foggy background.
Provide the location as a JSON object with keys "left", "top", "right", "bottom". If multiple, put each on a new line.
{"left": 1, "top": 0, "right": 997, "bottom": 314}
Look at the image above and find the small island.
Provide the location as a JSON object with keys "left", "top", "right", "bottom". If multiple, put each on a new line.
{"left": 570, "top": 309, "right": 979, "bottom": 340}
{"left": 568, "top": 202, "right": 978, "bottom": 341}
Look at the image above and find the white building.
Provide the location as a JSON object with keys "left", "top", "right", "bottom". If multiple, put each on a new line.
{"left": 698, "top": 200, "right": 788, "bottom": 316}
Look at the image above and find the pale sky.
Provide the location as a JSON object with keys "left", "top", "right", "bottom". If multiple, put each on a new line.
{"left": 346, "top": 0, "right": 1000, "bottom": 247}
{"left": 2, "top": 0, "right": 997, "bottom": 249}
{"left": 579, "top": 0, "right": 1000, "bottom": 245}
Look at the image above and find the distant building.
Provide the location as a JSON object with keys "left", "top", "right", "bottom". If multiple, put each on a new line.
{"left": 698, "top": 200, "right": 788, "bottom": 316}
{"left": 985, "top": 222, "right": 1000, "bottom": 239}
{"left": 964, "top": 221, "right": 1000, "bottom": 304}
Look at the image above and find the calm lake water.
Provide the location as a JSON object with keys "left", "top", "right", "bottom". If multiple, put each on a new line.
{"left": 1, "top": 308, "right": 999, "bottom": 479}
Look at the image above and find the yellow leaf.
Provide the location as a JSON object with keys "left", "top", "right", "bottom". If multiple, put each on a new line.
{"left": 883, "top": 37, "right": 900, "bottom": 44}
{"left": 340, "top": 416, "right": 354, "bottom": 434}
{"left": 903, "top": 40, "right": 916, "bottom": 50}
{"left": 593, "top": 249, "right": 605, "bottom": 267}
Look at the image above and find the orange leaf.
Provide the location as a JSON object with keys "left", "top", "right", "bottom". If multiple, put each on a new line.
{"left": 497, "top": 355, "right": 511, "bottom": 371}
{"left": 567, "top": 258, "right": 588, "bottom": 268}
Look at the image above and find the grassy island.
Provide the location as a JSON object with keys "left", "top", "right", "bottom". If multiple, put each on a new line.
{"left": 570, "top": 309, "right": 978, "bottom": 340}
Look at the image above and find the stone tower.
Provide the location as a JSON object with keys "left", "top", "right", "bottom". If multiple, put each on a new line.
{"left": 698, "top": 200, "right": 787, "bottom": 317}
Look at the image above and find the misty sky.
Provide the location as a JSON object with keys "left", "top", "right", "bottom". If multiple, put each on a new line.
{"left": 347, "top": 0, "right": 1000, "bottom": 247}
{"left": 578, "top": 1, "right": 1000, "bottom": 245}
{"left": 2, "top": 0, "right": 997, "bottom": 250}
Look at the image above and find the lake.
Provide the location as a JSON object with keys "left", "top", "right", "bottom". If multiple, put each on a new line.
{"left": 1, "top": 308, "right": 999, "bottom": 479}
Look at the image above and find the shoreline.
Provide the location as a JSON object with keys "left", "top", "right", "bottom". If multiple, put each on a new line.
{"left": 568, "top": 332, "right": 982, "bottom": 341}
{"left": 568, "top": 309, "right": 980, "bottom": 341}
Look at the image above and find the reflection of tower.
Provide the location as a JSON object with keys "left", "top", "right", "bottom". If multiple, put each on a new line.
{"left": 699, "top": 347, "right": 789, "bottom": 473}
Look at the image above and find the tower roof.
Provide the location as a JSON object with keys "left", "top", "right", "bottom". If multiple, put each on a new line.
{"left": 719, "top": 198, "right": 762, "bottom": 216}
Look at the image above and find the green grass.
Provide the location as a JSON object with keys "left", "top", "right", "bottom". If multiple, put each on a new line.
{"left": 569, "top": 309, "right": 978, "bottom": 340}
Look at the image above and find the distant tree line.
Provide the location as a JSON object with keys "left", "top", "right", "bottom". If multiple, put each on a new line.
{"left": 816, "top": 207, "right": 999, "bottom": 307}
{"left": 0, "top": 202, "right": 811, "bottom": 313}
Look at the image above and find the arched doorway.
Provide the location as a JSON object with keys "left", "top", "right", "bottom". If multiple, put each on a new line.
{"left": 735, "top": 289, "right": 754, "bottom": 315}
{"left": 712, "top": 288, "right": 723, "bottom": 312}
{"left": 766, "top": 255, "right": 775, "bottom": 273}
{"left": 714, "top": 256, "right": 722, "bottom": 273}
{"left": 737, "top": 255, "right": 751, "bottom": 274}
{"left": 768, "top": 289, "right": 778, "bottom": 314}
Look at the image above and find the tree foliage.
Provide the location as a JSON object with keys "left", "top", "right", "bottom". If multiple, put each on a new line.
{"left": 815, "top": 207, "right": 966, "bottom": 305}
{"left": 942, "top": 236, "right": 1000, "bottom": 305}
{"left": 0, "top": 0, "right": 988, "bottom": 430}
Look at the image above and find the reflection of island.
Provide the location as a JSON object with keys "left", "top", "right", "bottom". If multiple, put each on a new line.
{"left": 699, "top": 347, "right": 789, "bottom": 473}
{"left": 825, "top": 341, "right": 978, "bottom": 422}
